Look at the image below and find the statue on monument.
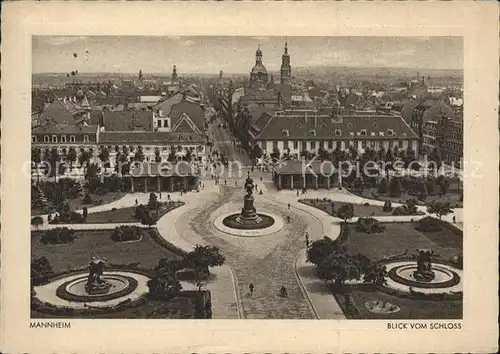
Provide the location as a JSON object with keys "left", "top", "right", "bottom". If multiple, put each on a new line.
{"left": 244, "top": 172, "right": 254, "bottom": 197}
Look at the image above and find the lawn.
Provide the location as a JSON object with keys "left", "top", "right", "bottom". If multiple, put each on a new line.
{"left": 334, "top": 285, "right": 462, "bottom": 319}
{"left": 83, "top": 201, "right": 183, "bottom": 224}
{"left": 32, "top": 294, "right": 202, "bottom": 319}
{"left": 330, "top": 222, "right": 463, "bottom": 320}
{"left": 300, "top": 199, "right": 394, "bottom": 217}
{"left": 31, "top": 192, "right": 125, "bottom": 216}
{"left": 360, "top": 188, "right": 462, "bottom": 207}
{"left": 31, "top": 229, "right": 183, "bottom": 272}
{"left": 343, "top": 222, "right": 462, "bottom": 262}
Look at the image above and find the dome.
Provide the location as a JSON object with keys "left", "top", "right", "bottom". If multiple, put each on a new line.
{"left": 251, "top": 63, "right": 268, "bottom": 75}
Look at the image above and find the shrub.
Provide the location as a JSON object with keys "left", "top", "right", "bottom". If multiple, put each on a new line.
{"left": 415, "top": 216, "right": 443, "bottom": 232}
{"left": 31, "top": 256, "right": 54, "bottom": 285}
{"left": 111, "top": 225, "right": 142, "bottom": 242}
{"left": 363, "top": 202, "right": 370, "bottom": 206}
{"left": 82, "top": 194, "right": 93, "bottom": 204}
{"left": 40, "top": 227, "right": 76, "bottom": 245}
{"left": 111, "top": 207, "right": 117, "bottom": 211}
{"left": 392, "top": 205, "right": 409, "bottom": 216}
{"left": 355, "top": 217, "right": 386, "bottom": 234}
{"left": 382, "top": 200, "right": 392, "bottom": 212}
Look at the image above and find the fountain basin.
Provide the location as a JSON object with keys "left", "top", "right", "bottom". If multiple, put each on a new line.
{"left": 56, "top": 273, "right": 139, "bottom": 302}
{"left": 388, "top": 264, "right": 460, "bottom": 289}
{"left": 214, "top": 212, "right": 285, "bottom": 237}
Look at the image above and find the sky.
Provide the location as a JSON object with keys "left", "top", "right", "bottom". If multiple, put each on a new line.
{"left": 32, "top": 36, "right": 463, "bottom": 75}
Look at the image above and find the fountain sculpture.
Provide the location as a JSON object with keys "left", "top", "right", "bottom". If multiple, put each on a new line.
{"left": 412, "top": 249, "right": 436, "bottom": 282}
{"left": 85, "top": 257, "right": 112, "bottom": 295}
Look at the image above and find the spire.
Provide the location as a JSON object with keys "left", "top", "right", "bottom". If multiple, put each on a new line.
{"left": 284, "top": 38, "right": 288, "bottom": 55}
{"left": 255, "top": 45, "right": 263, "bottom": 64}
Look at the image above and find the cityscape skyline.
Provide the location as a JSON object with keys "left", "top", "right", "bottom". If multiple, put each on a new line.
{"left": 32, "top": 36, "right": 463, "bottom": 75}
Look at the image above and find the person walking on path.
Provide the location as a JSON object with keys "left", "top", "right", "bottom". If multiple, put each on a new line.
{"left": 159, "top": 193, "right": 162, "bottom": 200}
{"left": 296, "top": 190, "right": 299, "bottom": 197}
{"left": 453, "top": 215, "right": 456, "bottom": 223}
{"left": 260, "top": 176, "right": 263, "bottom": 182}
{"left": 288, "top": 203, "right": 291, "bottom": 210}
{"left": 279, "top": 286, "right": 288, "bottom": 298}
{"left": 135, "top": 199, "right": 138, "bottom": 205}
{"left": 249, "top": 283, "right": 254, "bottom": 296}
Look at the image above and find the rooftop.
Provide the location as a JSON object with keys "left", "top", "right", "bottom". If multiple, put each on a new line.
{"left": 256, "top": 113, "right": 418, "bottom": 141}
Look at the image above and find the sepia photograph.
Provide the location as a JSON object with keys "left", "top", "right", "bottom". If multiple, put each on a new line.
{"left": 1, "top": 2, "right": 498, "bottom": 353}
{"left": 30, "top": 35, "right": 464, "bottom": 320}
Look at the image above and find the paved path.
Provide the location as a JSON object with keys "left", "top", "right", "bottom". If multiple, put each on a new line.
{"left": 179, "top": 185, "right": 317, "bottom": 319}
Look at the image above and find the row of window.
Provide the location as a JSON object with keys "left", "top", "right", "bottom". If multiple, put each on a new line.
{"left": 33, "top": 135, "right": 90, "bottom": 143}
{"left": 281, "top": 128, "right": 397, "bottom": 138}
{"left": 107, "top": 145, "right": 204, "bottom": 153}
{"left": 269, "top": 139, "right": 407, "bottom": 150}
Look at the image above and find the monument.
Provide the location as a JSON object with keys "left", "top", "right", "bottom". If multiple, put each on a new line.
{"left": 85, "top": 257, "right": 112, "bottom": 295}
{"left": 412, "top": 249, "right": 436, "bottom": 282}
{"left": 236, "top": 172, "right": 262, "bottom": 224}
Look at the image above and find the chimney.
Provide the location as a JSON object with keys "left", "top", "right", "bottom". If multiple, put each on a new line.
{"left": 305, "top": 111, "right": 308, "bottom": 123}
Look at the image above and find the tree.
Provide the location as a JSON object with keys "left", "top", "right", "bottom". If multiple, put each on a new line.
{"left": 336, "top": 204, "right": 355, "bottom": 224}
{"left": 78, "top": 150, "right": 91, "bottom": 168}
{"left": 388, "top": 177, "right": 403, "bottom": 197}
{"left": 250, "top": 144, "right": 263, "bottom": 160}
{"left": 306, "top": 236, "right": 339, "bottom": 266}
{"left": 135, "top": 146, "right": 145, "bottom": 162}
{"left": 48, "top": 148, "right": 61, "bottom": 181}
{"left": 427, "top": 201, "right": 454, "bottom": 220}
{"left": 147, "top": 273, "right": 182, "bottom": 300}
{"left": 270, "top": 147, "right": 281, "bottom": 160}
{"left": 419, "top": 180, "right": 428, "bottom": 201}
{"left": 31, "top": 216, "right": 44, "bottom": 230}
{"left": 317, "top": 147, "right": 328, "bottom": 161}
{"left": 155, "top": 149, "right": 162, "bottom": 163}
{"left": 98, "top": 147, "right": 110, "bottom": 164}
{"left": 31, "top": 256, "right": 54, "bottom": 285}
{"left": 184, "top": 245, "right": 225, "bottom": 290}
{"left": 148, "top": 192, "right": 159, "bottom": 210}
{"left": 66, "top": 147, "right": 77, "bottom": 171}
{"left": 167, "top": 150, "right": 177, "bottom": 163}
{"left": 377, "top": 178, "right": 388, "bottom": 194}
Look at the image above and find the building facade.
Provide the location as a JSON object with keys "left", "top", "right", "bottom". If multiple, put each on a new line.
{"left": 253, "top": 108, "right": 419, "bottom": 158}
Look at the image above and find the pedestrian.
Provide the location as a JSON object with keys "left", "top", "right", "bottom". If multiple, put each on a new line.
{"left": 224, "top": 179, "right": 227, "bottom": 185}
{"left": 159, "top": 193, "right": 162, "bottom": 200}
{"left": 296, "top": 190, "right": 299, "bottom": 197}
{"left": 235, "top": 180, "right": 237, "bottom": 186}
{"left": 279, "top": 286, "right": 288, "bottom": 298}
{"left": 452, "top": 215, "right": 456, "bottom": 223}
{"left": 167, "top": 194, "right": 170, "bottom": 201}
{"left": 249, "top": 283, "right": 254, "bottom": 295}
{"left": 286, "top": 216, "right": 291, "bottom": 223}
{"left": 135, "top": 199, "right": 138, "bottom": 205}
{"left": 259, "top": 189, "right": 263, "bottom": 195}
{"left": 288, "top": 203, "right": 291, "bottom": 210}
{"left": 255, "top": 184, "right": 258, "bottom": 190}
{"left": 260, "top": 176, "right": 263, "bottom": 182}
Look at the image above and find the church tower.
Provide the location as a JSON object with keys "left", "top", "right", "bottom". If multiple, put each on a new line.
{"left": 138, "top": 69, "right": 143, "bottom": 81}
{"left": 172, "top": 65, "right": 178, "bottom": 82}
{"left": 280, "top": 40, "right": 291, "bottom": 85}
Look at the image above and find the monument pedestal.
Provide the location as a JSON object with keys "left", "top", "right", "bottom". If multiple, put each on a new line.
{"left": 236, "top": 195, "right": 262, "bottom": 224}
